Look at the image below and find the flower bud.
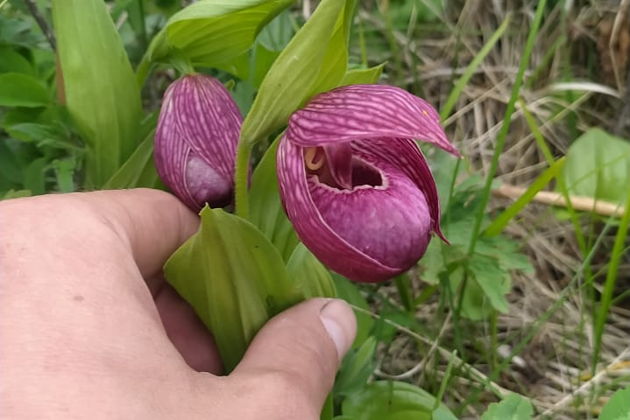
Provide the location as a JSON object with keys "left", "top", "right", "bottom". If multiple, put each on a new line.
{"left": 155, "top": 74, "right": 242, "bottom": 210}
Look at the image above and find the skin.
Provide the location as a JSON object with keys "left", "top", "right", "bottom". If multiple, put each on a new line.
{"left": 0, "top": 189, "right": 356, "bottom": 420}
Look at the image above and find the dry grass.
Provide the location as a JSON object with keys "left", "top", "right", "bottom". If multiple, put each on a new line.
{"left": 350, "top": 0, "right": 630, "bottom": 417}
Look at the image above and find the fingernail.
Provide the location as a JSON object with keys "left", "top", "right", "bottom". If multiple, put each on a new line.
{"left": 319, "top": 299, "right": 356, "bottom": 361}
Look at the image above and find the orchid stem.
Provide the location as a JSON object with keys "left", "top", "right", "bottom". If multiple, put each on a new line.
{"left": 234, "top": 142, "right": 251, "bottom": 219}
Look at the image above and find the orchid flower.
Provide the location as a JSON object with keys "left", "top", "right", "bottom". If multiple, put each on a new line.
{"left": 155, "top": 74, "right": 242, "bottom": 211}
{"left": 277, "top": 84, "right": 459, "bottom": 283}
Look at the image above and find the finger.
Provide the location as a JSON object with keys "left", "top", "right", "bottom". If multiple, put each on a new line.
{"left": 232, "top": 298, "right": 356, "bottom": 415}
{"left": 74, "top": 188, "right": 200, "bottom": 282}
{"left": 154, "top": 283, "right": 223, "bottom": 375}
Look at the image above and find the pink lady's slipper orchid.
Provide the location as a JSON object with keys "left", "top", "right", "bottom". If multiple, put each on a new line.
{"left": 155, "top": 74, "right": 242, "bottom": 211}
{"left": 277, "top": 84, "right": 459, "bottom": 283}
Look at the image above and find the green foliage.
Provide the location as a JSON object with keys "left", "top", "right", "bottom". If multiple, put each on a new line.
{"left": 238, "top": 0, "right": 354, "bottom": 146}
{"left": 140, "top": 0, "right": 293, "bottom": 81}
{"left": 599, "top": 386, "right": 630, "bottom": 420}
{"left": 0, "top": 73, "right": 49, "bottom": 107}
{"left": 0, "top": 46, "right": 34, "bottom": 74}
{"left": 164, "top": 207, "right": 304, "bottom": 372}
{"left": 333, "top": 275, "right": 374, "bottom": 349}
{"left": 103, "top": 131, "right": 160, "bottom": 189}
{"left": 334, "top": 336, "right": 377, "bottom": 397}
{"left": 287, "top": 243, "right": 336, "bottom": 298}
{"left": 421, "top": 179, "right": 533, "bottom": 320}
{"left": 339, "top": 63, "right": 385, "bottom": 86}
{"left": 52, "top": 0, "right": 143, "bottom": 187}
{"left": 339, "top": 381, "right": 457, "bottom": 420}
{"left": 485, "top": 158, "right": 565, "bottom": 236}
{"left": 480, "top": 394, "right": 534, "bottom": 420}
{"left": 249, "top": 137, "right": 299, "bottom": 260}
{"left": 561, "top": 128, "right": 630, "bottom": 205}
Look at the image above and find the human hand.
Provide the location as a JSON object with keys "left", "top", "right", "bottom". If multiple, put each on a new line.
{"left": 0, "top": 189, "right": 356, "bottom": 419}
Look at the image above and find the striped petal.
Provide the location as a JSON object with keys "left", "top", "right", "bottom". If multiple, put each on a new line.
{"left": 278, "top": 137, "right": 400, "bottom": 282}
{"left": 154, "top": 74, "right": 242, "bottom": 210}
{"left": 154, "top": 87, "right": 198, "bottom": 209}
{"left": 171, "top": 75, "right": 242, "bottom": 181}
{"left": 286, "top": 84, "right": 459, "bottom": 156}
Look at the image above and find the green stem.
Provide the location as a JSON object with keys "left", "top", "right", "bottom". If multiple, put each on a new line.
{"left": 234, "top": 142, "right": 252, "bottom": 219}
{"left": 394, "top": 275, "right": 414, "bottom": 312}
{"left": 466, "top": 0, "right": 547, "bottom": 257}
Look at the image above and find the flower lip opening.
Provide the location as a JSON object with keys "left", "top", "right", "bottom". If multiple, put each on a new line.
{"left": 304, "top": 146, "right": 383, "bottom": 190}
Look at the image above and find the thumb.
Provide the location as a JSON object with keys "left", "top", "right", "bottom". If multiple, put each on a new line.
{"left": 231, "top": 298, "right": 356, "bottom": 416}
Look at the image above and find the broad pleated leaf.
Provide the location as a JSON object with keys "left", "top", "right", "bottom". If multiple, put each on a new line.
{"left": 239, "top": 0, "right": 355, "bottom": 146}
{"left": 286, "top": 243, "right": 336, "bottom": 298}
{"left": 341, "top": 381, "right": 457, "bottom": 420}
{"left": 249, "top": 137, "right": 299, "bottom": 260}
{"left": 140, "top": 0, "right": 293, "bottom": 80}
{"left": 53, "top": 0, "right": 143, "bottom": 187}
{"left": 164, "top": 208, "right": 303, "bottom": 372}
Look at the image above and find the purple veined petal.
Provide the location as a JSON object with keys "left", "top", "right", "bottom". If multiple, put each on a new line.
{"left": 286, "top": 84, "right": 459, "bottom": 156}
{"left": 309, "top": 154, "right": 433, "bottom": 272}
{"left": 278, "top": 136, "right": 402, "bottom": 283}
{"left": 171, "top": 75, "right": 242, "bottom": 181}
{"left": 352, "top": 137, "right": 447, "bottom": 242}
{"left": 154, "top": 89, "right": 198, "bottom": 210}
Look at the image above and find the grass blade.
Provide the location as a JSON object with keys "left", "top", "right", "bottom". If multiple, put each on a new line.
{"left": 439, "top": 14, "right": 511, "bottom": 121}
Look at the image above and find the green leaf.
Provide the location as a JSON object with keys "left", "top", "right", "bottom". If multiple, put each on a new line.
{"left": 0, "top": 73, "right": 49, "bottom": 107}
{"left": 142, "top": 0, "right": 292, "bottom": 75}
{"left": 2, "top": 189, "right": 32, "bottom": 200}
{"left": 239, "top": 0, "right": 353, "bottom": 146}
{"left": 51, "top": 158, "right": 76, "bottom": 193}
{"left": 22, "top": 157, "right": 48, "bottom": 195}
{"left": 481, "top": 393, "right": 534, "bottom": 420}
{"left": 53, "top": 0, "right": 143, "bottom": 187}
{"left": 103, "top": 131, "right": 159, "bottom": 189}
{"left": 599, "top": 386, "right": 630, "bottom": 420}
{"left": 341, "top": 381, "right": 457, "bottom": 420}
{"left": 0, "top": 46, "right": 34, "bottom": 74}
{"left": 339, "top": 63, "right": 385, "bottom": 86}
{"left": 334, "top": 336, "right": 377, "bottom": 396}
{"left": 257, "top": 10, "right": 294, "bottom": 51}
{"left": 468, "top": 254, "right": 511, "bottom": 314}
{"left": 249, "top": 137, "right": 300, "bottom": 260}
{"left": 164, "top": 208, "right": 303, "bottom": 371}
{"left": 333, "top": 275, "right": 374, "bottom": 348}
{"left": 560, "top": 128, "right": 630, "bottom": 205}
{"left": 286, "top": 243, "right": 336, "bottom": 298}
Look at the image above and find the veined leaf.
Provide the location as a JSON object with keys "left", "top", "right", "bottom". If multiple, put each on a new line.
{"left": 286, "top": 243, "right": 336, "bottom": 298}
{"left": 339, "top": 63, "right": 385, "bottom": 86}
{"left": 250, "top": 137, "right": 299, "bottom": 260}
{"left": 52, "top": 0, "right": 143, "bottom": 187}
{"left": 481, "top": 393, "right": 534, "bottom": 420}
{"left": 103, "top": 130, "right": 160, "bottom": 189}
{"left": 599, "top": 386, "right": 630, "bottom": 420}
{"left": 341, "top": 381, "right": 457, "bottom": 420}
{"left": 164, "top": 208, "right": 303, "bottom": 371}
{"left": 239, "top": 0, "right": 355, "bottom": 146}
{"left": 561, "top": 128, "right": 630, "bottom": 205}
{"left": 140, "top": 0, "right": 293, "bottom": 82}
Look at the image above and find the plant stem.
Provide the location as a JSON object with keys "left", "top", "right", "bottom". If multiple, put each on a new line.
{"left": 591, "top": 189, "right": 630, "bottom": 372}
{"left": 234, "top": 142, "right": 252, "bottom": 219}
{"left": 23, "top": 0, "right": 56, "bottom": 50}
{"left": 466, "top": 0, "right": 547, "bottom": 257}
